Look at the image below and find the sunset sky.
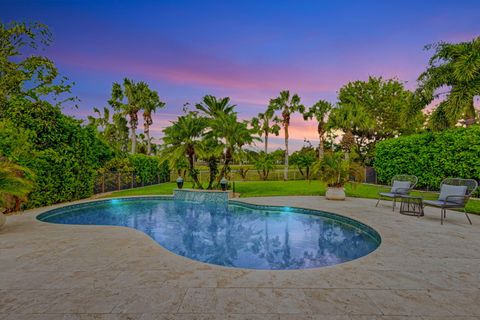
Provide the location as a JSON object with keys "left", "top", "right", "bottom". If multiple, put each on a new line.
{"left": 2, "top": 0, "right": 480, "bottom": 151}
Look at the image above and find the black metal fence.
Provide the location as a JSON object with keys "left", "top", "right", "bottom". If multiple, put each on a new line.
{"left": 93, "top": 172, "right": 170, "bottom": 194}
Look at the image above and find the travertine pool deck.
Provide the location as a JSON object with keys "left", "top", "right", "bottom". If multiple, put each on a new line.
{"left": 1, "top": 195, "right": 480, "bottom": 320}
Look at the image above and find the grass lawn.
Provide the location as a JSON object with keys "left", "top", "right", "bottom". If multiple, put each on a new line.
{"left": 103, "top": 180, "right": 480, "bottom": 214}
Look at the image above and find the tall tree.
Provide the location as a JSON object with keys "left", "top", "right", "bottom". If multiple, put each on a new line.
{"left": 251, "top": 108, "right": 281, "bottom": 153}
{"left": 415, "top": 37, "right": 480, "bottom": 128}
{"left": 87, "top": 107, "right": 110, "bottom": 131}
{"left": 196, "top": 95, "right": 253, "bottom": 182}
{"left": 142, "top": 89, "right": 165, "bottom": 155}
{"left": 87, "top": 106, "right": 130, "bottom": 154}
{"left": 197, "top": 136, "right": 223, "bottom": 189}
{"left": 269, "top": 90, "right": 305, "bottom": 180}
{"left": 207, "top": 114, "right": 255, "bottom": 180}
{"left": 162, "top": 112, "right": 206, "bottom": 189}
{"left": 109, "top": 79, "right": 152, "bottom": 154}
{"left": 303, "top": 100, "right": 333, "bottom": 160}
{"left": 0, "top": 21, "right": 75, "bottom": 108}
{"left": 328, "top": 77, "right": 421, "bottom": 164}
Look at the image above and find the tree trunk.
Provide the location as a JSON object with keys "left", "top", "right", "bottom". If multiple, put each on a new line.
{"left": 218, "top": 147, "right": 233, "bottom": 184}
{"left": 319, "top": 138, "right": 324, "bottom": 161}
{"left": 464, "top": 98, "right": 476, "bottom": 126}
{"left": 130, "top": 126, "right": 136, "bottom": 154}
{"left": 318, "top": 124, "right": 324, "bottom": 160}
{"left": 145, "top": 123, "right": 151, "bottom": 155}
{"left": 264, "top": 131, "right": 269, "bottom": 153}
{"left": 188, "top": 153, "right": 202, "bottom": 189}
{"left": 284, "top": 123, "right": 289, "bottom": 181}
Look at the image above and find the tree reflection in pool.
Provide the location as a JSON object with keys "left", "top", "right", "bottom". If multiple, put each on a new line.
{"left": 38, "top": 198, "right": 380, "bottom": 270}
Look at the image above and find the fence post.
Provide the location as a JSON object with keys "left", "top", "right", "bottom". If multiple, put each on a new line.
{"left": 117, "top": 173, "right": 121, "bottom": 191}
{"left": 131, "top": 174, "right": 134, "bottom": 189}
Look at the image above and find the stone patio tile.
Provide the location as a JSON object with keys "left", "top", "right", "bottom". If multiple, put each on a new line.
{"left": 45, "top": 288, "right": 124, "bottom": 314}
{"left": 214, "top": 288, "right": 247, "bottom": 314}
{"left": 112, "top": 287, "right": 186, "bottom": 314}
{"left": 427, "top": 290, "right": 480, "bottom": 316}
{"left": 216, "top": 269, "right": 275, "bottom": 288}
{"left": 364, "top": 289, "right": 454, "bottom": 316}
{"left": 421, "top": 317, "right": 479, "bottom": 320}
{"left": 371, "top": 270, "right": 436, "bottom": 290}
{"left": 278, "top": 315, "right": 350, "bottom": 319}
{"left": 104, "top": 270, "right": 170, "bottom": 288}
{"left": 141, "top": 314, "right": 213, "bottom": 320}
{"left": 243, "top": 288, "right": 276, "bottom": 314}
{"left": 303, "top": 289, "right": 382, "bottom": 315}
{"left": 350, "top": 316, "right": 423, "bottom": 319}
{"left": 222, "top": 315, "right": 279, "bottom": 320}
{"left": 273, "top": 289, "right": 313, "bottom": 314}
{"left": 0, "top": 289, "right": 66, "bottom": 314}
{"left": 3, "top": 314, "right": 67, "bottom": 320}
{"left": 177, "top": 288, "right": 216, "bottom": 314}
{"left": 162, "top": 270, "right": 218, "bottom": 288}
{"left": 63, "top": 314, "right": 143, "bottom": 320}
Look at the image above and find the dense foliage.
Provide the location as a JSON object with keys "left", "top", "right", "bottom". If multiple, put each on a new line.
{"left": 0, "top": 102, "right": 113, "bottom": 208}
{"left": 415, "top": 37, "right": 480, "bottom": 129}
{"left": 289, "top": 147, "right": 316, "bottom": 180}
{"left": 129, "top": 154, "right": 169, "bottom": 184}
{"left": 374, "top": 126, "right": 480, "bottom": 190}
{"left": 328, "top": 76, "right": 424, "bottom": 165}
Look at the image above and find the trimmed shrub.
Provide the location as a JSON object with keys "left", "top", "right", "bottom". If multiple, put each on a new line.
{"left": 129, "top": 154, "right": 170, "bottom": 184}
{"left": 0, "top": 101, "right": 114, "bottom": 208}
{"left": 374, "top": 126, "right": 480, "bottom": 190}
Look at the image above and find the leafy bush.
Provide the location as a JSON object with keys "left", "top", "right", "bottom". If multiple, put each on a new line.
{"left": 129, "top": 154, "right": 170, "bottom": 184}
{"left": 374, "top": 126, "right": 480, "bottom": 190}
{"left": 0, "top": 100, "right": 114, "bottom": 208}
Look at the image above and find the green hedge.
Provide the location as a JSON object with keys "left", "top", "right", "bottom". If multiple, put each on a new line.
{"left": 374, "top": 126, "right": 480, "bottom": 190}
{"left": 0, "top": 100, "right": 114, "bottom": 208}
{"left": 129, "top": 154, "right": 170, "bottom": 184}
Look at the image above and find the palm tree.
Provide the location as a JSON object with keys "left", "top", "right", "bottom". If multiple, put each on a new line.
{"left": 195, "top": 95, "right": 236, "bottom": 118}
{"left": 253, "top": 152, "right": 275, "bottom": 181}
{"left": 109, "top": 78, "right": 151, "bottom": 154}
{"left": 303, "top": 100, "right": 333, "bottom": 160}
{"left": 197, "top": 136, "right": 223, "bottom": 189}
{"left": 251, "top": 108, "right": 281, "bottom": 153}
{"left": 87, "top": 107, "right": 110, "bottom": 131}
{"left": 0, "top": 157, "right": 34, "bottom": 212}
{"left": 208, "top": 114, "right": 256, "bottom": 180}
{"left": 142, "top": 89, "right": 165, "bottom": 155}
{"left": 162, "top": 112, "right": 206, "bottom": 189}
{"left": 196, "top": 95, "right": 254, "bottom": 182}
{"left": 269, "top": 90, "right": 305, "bottom": 180}
{"left": 416, "top": 37, "right": 480, "bottom": 127}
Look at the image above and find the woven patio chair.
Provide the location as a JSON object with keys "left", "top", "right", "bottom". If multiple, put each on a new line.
{"left": 376, "top": 174, "right": 418, "bottom": 211}
{"left": 423, "top": 178, "right": 478, "bottom": 225}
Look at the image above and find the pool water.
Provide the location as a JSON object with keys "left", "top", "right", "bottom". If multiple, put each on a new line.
{"left": 38, "top": 198, "right": 381, "bottom": 270}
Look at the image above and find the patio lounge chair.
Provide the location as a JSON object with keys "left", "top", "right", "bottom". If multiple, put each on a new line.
{"left": 376, "top": 175, "right": 418, "bottom": 211}
{"left": 423, "top": 178, "right": 478, "bottom": 225}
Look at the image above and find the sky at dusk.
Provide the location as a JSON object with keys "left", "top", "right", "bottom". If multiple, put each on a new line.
{"left": 1, "top": 0, "right": 480, "bottom": 151}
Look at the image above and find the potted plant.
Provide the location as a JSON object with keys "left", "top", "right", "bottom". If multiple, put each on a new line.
{"left": 313, "top": 152, "right": 364, "bottom": 200}
{"left": 0, "top": 158, "right": 34, "bottom": 229}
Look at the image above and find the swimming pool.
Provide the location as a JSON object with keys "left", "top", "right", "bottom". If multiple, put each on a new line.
{"left": 37, "top": 197, "right": 381, "bottom": 270}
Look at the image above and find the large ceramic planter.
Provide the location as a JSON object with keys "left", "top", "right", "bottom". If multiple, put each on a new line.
{"left": 325, "top": 187, "right": 346, "bottom": 200}
{"left": 0, "top": 214, "right": 6, "bottom": 229}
